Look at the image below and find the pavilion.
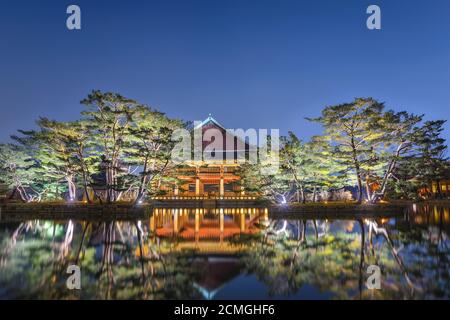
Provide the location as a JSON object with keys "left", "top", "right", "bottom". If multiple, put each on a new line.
{"left": 159, "top": 115, "right": 255, "bottom": 199}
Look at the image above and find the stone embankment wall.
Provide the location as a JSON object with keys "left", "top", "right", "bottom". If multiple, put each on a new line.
{"left": 269, "top": 203, "right": 408, "bottom": 219}
{"left": 0, "top": 203, "right": 151, "bottom": 222}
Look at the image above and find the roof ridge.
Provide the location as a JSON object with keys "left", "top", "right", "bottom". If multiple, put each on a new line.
{"left": 194, "top": 114, "right": 226, "bottom": 130}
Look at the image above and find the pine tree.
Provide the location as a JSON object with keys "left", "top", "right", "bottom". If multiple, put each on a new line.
{"left": 308, "top": 98, "right": 385, "bottom": 203}
{"left": 0, "top": 144, "right": 38, "bottom": 202}
{"left": 303, "top": 136, "right": 348, "bottom": 202}
{"left": 125, "top": 105, "right": 184, "bottom": 203}
{"left": 81, "top": 90, "right": 139, "bottom": 202}
{"left": 279, "top": 132, "right": 308, "bottom": 203}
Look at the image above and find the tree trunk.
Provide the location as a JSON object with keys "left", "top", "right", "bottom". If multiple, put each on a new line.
{"left": 83, "top": 182, "right": 90, "bottom": 203}
{"left": 358, "top": 219, "right": 365, "bottom": 299}
{"left": 16, "top": 181, "right": 30, "bottom": 202}
{"left": 373, "top": 143, "right": 404, "bottom": 203}
{"left": 301, "top": 220, "right": 307, "bottom": 243}
{"left": 313, "top": 220, "right": 318, "bottom": 240}
{"left": 80, "top": 166, "right": 91, "bottom": 203}
{"left": 16, "top": 186, "right": 29, "bottom": 202}
{"left": 351, "top": 137, "right": 363, "bottom": 203}
{"left": 300, "top": 185, "right": 306, "bottom": 204}
{"left": 67, "top": 176, "right": 76, "bottom": 201}
{"left": 106, "top": 164, "right": 112, "bottom": 203}
{"left": 365, "top": 176, "right": 372, "bottom": 203}
{"left": 136, "top": 156, "right": 149, "bottom": 204}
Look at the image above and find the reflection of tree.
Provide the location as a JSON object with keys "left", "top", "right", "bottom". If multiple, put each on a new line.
{"left": 245, "top": 213, "right": 450, "bottom": 299}
{"left": 385, "top": 206, "right": 450, "bottom": 298}
{"left": 245, "top": 219, "right": 366, "bottom": 298}
{"left": 1, "top": 222, "right": 30, "bottom": 266}
{"left": 0, "top": 220, "right": 70, "bottom": 298}
{"left": 58, "top": 220, "right": 74, "bottom": 261}
{"left": 365, "top": 219, "right": 419, "bottom": 295}
{"left": 0, "top": 219, "right": 205, "bottom": 299}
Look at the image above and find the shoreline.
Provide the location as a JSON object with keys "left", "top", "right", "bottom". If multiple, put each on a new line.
{"left": 0, "top": 200, "right": 439, "bottom": 222}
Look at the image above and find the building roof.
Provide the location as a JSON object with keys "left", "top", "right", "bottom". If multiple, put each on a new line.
{"left": 194, "top": 114, "right": 226, "bottom": 130}
{"left": 191, "top": 115, "right": 252, "bottom": 159}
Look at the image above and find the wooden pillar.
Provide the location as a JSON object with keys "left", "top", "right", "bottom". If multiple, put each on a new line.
{"left": 195, "top": 209, "right": 200, "bottom": 244}
{"left": 157, "top": 209, "right": 162, "bottom": 227}
{"left": 220, "top": 178, "right": 224, "bottom": 197}
{"left": 219, "top": 209, "right": 224, "bottom": 233}
{"left": 173, "top": 209, "right": 179, "bottom": 234}
{"left": 195, "top": 210, "right": 200, "bottom": 233}
{"left": 162, "top": 209, "right": 167, "bottom": 226}
{"left": 150, "top": 216, "right": 155, "bottom": 233}
{"left": 174, "top": 185, "right": 179, "bottom": 196}
{"left": 240, "top": 211, "right": 245, "bottom": 232}
{"left": 195, "top": 178, "right": 200, "bottom": 196}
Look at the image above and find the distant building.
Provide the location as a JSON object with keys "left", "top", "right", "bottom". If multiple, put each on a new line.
{"left": 419, "top": 165, "right": 450, "bottom": 198}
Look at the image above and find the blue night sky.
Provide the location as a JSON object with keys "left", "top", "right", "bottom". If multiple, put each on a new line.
{"left": 0, "top": 0, "right": 449, "bottom": 144}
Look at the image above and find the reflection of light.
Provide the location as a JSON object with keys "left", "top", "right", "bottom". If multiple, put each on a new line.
{"left": 379, "top": 200, "right": 388, "bottom": 204}
{"left": 280, "top": 195, "right": 287, "bottom": 205}
{"left": 412, "top": 203, "right": 417, "bottom": 213}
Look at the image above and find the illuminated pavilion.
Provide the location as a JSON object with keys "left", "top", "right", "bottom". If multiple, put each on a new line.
{"left": 158, "top": 115, "right": 255, "bottom": 199}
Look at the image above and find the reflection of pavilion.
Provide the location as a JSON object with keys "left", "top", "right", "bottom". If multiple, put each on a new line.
{"left": 150, "top": 208, "right": 268, "bottom": 246}
{"left": 150, "top": 208, "right": 268, "bottom": 254}
{"left": 192, "top": 257, "right": 242, "bottom": 300}
{"left": 148, "top": 207, "right": 268, "bottom": 299}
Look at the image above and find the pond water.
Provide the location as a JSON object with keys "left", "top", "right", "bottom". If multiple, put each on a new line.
{"left": 0, "top": 205, "right": 449, "bottom": 300}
